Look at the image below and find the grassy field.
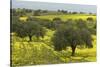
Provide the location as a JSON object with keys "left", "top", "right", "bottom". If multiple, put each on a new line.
{"left": 34, "top": 14, "right": 96, "bottom": 21}
{"left": 19, "top": 14, "right": 96, "bottom": 21}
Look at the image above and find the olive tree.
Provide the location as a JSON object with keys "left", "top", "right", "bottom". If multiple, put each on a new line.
{"left": 52, "top": 17, "right": 63, "bottom": 30}
{"left": 52, "top": 20, "right": 93, "bottom": 56}
{"left": 87, "top": 17, "right": 94, "bottom": 22}
{"left": 12, "top": 21, "right": 46, "bottom": 41}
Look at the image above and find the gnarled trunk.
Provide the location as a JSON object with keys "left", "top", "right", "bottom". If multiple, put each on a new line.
{"left": 29, "top": 35, "right": 32, "bottom": 41}
{"left": 71, "top": 45, "right": 76, "bottom": 56}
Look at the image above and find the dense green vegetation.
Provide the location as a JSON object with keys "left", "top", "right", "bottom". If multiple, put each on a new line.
{"left": 11, "top": 8, "right": 96, "bottom": 67}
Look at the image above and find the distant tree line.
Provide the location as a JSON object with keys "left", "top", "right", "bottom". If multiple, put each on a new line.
{"left": 11, "top": 8, "right": 96, "bottom": 16}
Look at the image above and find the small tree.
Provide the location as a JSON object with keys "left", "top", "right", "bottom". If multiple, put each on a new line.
{"left": 87, "top": 17, "right": 94, "bottom": 22}
{"left": 52, "top": 20, "right": 93, "bottom": 56}
{"left": 52, "top": 17, "right": 62, "bottom": 30}
{"left": 33, "top": 9, "right": 41, "bottom": 16}
{"left": 39, "top": 19, "right": 53, "bottom": 30}
{"left": 13, "top": 21, "right": 46, "bottom": 41}
{"left": 75, "top": 19, "right": 87, "bottom": 29}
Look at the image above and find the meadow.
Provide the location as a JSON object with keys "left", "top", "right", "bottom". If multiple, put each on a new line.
{"left": 34, "top": 14, "right": 96, "bottom": 21}
{"left": 20, "top": 14, "right": 96, "bottom": 21}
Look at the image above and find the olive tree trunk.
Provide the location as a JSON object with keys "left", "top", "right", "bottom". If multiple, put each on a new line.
{"left": 71, "top": 45, "right": 76, "bottom": 56}
{"left": 29, "top": 35, "right": 32, "bottom": 41}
